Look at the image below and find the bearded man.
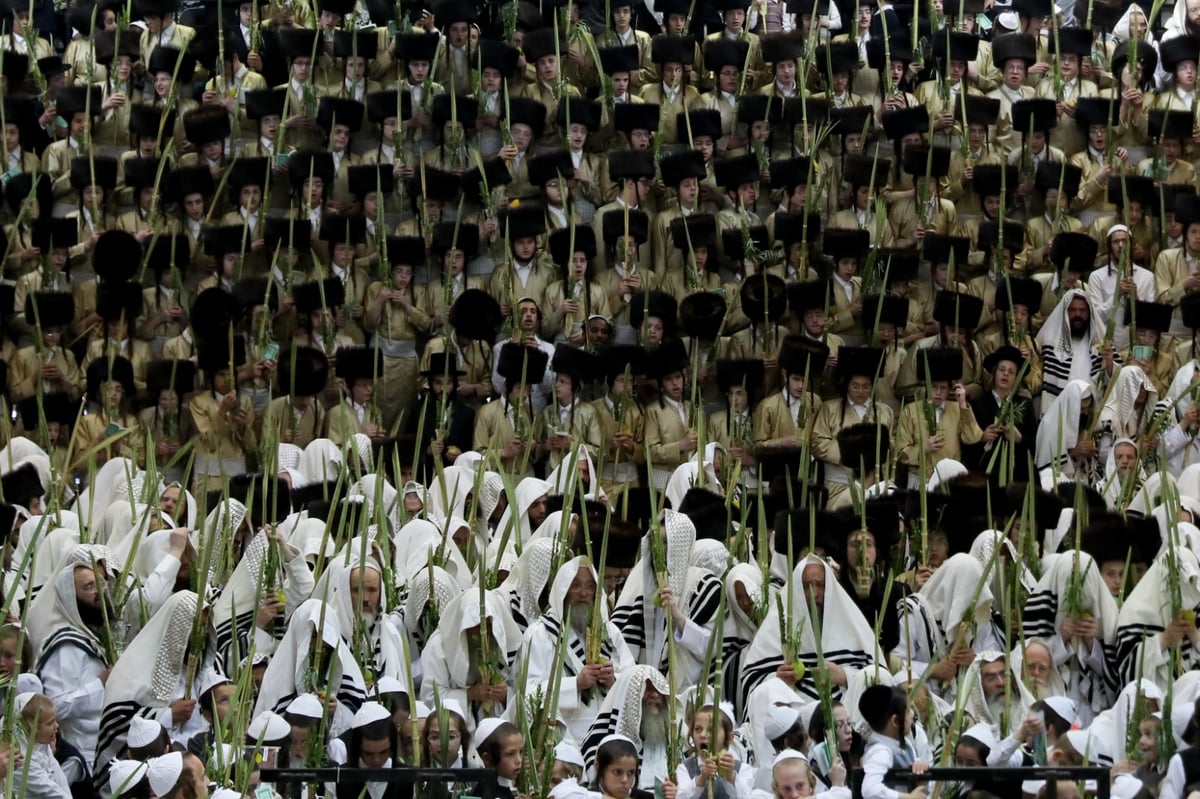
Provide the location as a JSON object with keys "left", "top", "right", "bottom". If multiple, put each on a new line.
{"left": 1037, "top": 289, "right": 1117, "bottom": 407}
{"left": 581, "top": 665, "right": 677, "bottom": 787}
{"left": 521, "top": 556, "right": 636, "bottom": 744}
{"left": 330, "top": 555, "right": 407, "bottom": 686}
{"left": 33, "top": 547, "right": 120, "bottom": 767}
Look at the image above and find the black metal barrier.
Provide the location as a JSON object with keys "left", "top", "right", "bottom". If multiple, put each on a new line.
{"left": 852, "top": 766, "right": 1113, "bottom": 799}
{"left": 259, "top": 766, "right": 498, "bottom": 797}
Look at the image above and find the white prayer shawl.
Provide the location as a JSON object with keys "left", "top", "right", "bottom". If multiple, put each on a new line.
{"left": 529, "top": 510, "right": 576, "bottom": 543}
{"left": 1089, "top": 678, "right": 1164, "bottom": 766}
{"left": 211, "top": 529, "right": 315, "bottom": 671}
{"left": 128, "top": 529, "right": 183, "bottom": 618}
{"left": 31, "top": 546, "right": 119, "bottom": 767}
{"left": 286, "top": 517, "right": 329, "bottom": 561}
{"left": 1098, "top": 365, "right": 1157, "bottom": 454}
{"left": 1037, "top": 289, "right": 1106, "bottom": 398}
{"left": 1178, "top": 463, "right": 1200, "bottom": 502}
{"left": 545, "top": 443, "right": 602, "bottom": 499}
{"left": 1115, "top": 546, "right": 1200, "bottom": 685}
{"left": 72, "top": 457, "right": 138, "bottom": 528}
{"left": 1036, "top": 380, "right": 1096, "bottom": 476}
{"left": 15, "top": 511, "right": 81, "bottom": 590}
{"left": 352, "top": 475, "right": 399, "bottom": 532}
{"left": 196, "top": 499, "right": 248, "bottom": 586}
{"left": 1021, "top": 552, "right": 1120, "bottom": 717}
{"left": 1162, "top": 363, "right": 1200, "bottom": 476}
{"left": 926, "top": 460, "right": 968, "bottom": 491}
{"left": 520, "top": 556, "right": 636, "bottom": 745}
{"left": 417, "top": 587, "right": 521, "bottom": 728}
{"left": 392, "top": 518, "right": 473, "bottom": 589}
{"left": 95, "top": 591, "right": 204, "bottom": 788}
{"left": 894, "top": 553, "right": 996, "bottom": 691}
{"left": 960, "top": 651, "right": 1034, "bottom": 739}
{"left": 299, "top": 439, "right": 345, "bottom": 485}
{"left": 611, "top": 510, "right": 723, "bottom": 694}
{"left": 665, "top": 443, "right": 723, "bottom": 510}
{"left": 691, "top": 540, "right": 730, "bottom": 576}
{"left": 722, "top": 564, "right": 763, "bottom": 717}
{"left": 579, "top": 664, "right": 675, "bottom": 786}
{"left": 108, "top": 504, "right": 175, "bottom": 568}
{"left": 741, "top": 675, "right": 808, "bottom": 770}
{"left": 27, "top": 544, "right": 116, "bottom": 657}
{"left": 398, "top": 563, "right": 460, "bottom": 690}
{"left": 498, "top": 536, "right": 558, "bottom": 628}
{"left": 96, "top": 501, "right": 136, "bottom": 546}
{"left": 492, "top": 477, "right": 552, "bottom": 551}
{"left": 252, "top": 598, "right": 368, "bottom": 738}
{"left": 326, "top": 555, "right": 408, "bottom": 687}
{"left": 968, "top": 530, "right": 1038, "bottom": 603}
{"left": 425, "top": 462, "right": 476, "bottom": 525}
{"left": 28, "top": 527, "right": 79, "bottom": 601}
{"left": 738, "top": 555, "right": 885, "bottom": 711}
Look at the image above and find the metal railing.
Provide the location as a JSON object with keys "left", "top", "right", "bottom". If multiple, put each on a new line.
{"left": 852, "top": 766, "right": 1112, "bottom": 799}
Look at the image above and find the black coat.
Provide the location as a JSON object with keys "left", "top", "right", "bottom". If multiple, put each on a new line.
{"left": 964, "top": 392, "right": 1037, "bottom": 481}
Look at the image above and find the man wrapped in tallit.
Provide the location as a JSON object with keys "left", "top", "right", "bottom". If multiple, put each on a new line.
{"left": 417, "top": 584, "right": 522, "bottom": 729}
{"left": 30, "top": 545, "right": 131, "bottom": 769}
{"left": 1095, "top": 364, "right": 1160, "bottom": 468}
{"left": 610, "top": 509, "right": 723, "bottom": 694}
{"left": 253, "top": 598, "right": 369, "bottom": 738}
{"left": 580, "top": 664, "right": 677, "bottom": 787}
{"left": 959, "top": 650, "right": 1035, "bottom": 741}
{"left": 398, "top": 563, "right": 461, "bottom": 693}
{"left": 1036, "top": 380, "right": 1100, "bottom": 487}
{"left": 1115, "top": 545, "right": 1200, "bottom": 686}
{"left": 392, "top": 517, "right": 473, "bottom": 590}
{"left": 489, "top": 477, "right": 553, "bottom": 556}
{"left": 520, "top": 555, "right": 636, "bottom": 745}
{"left": 320, "top": 551, "right": 408, "bottom": 687}
{"left": 498, "top": 535, "right": 558, "bottom": 631}
{"left": 95, "top": 590, "right": 225, "bottom": 791}
{"left": 722, "top": 563, "right": 766, "bottom": 718}
{"left": 739, "top": 555, "right": 886, "bottom": 711}
{"left": 892, "top": 552, "right": 1003, "bottom": 697}
{"left": 211, "top": 527, "right": 314, "bottom": 672}
{"left": 1022, "top": 550, "right": 1120, "bottom": 724}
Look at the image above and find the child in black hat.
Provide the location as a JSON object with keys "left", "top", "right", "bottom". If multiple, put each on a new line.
{"left": 327, "top": 345, "right": 385, "bottom": 445}
{"left": 475, "top": 343, "right": 549, "bottom": 478}
{"left": 395, "top": 32, "right": 444, "bottom": 156}
{"left": 421, "top": 94, "right": 479, "bottom": 174}
{"left": 11, "top": 292, "right": 82, "bottom": 402}
{"left": 75, "top": 355, "right": 142, "bottom": 471}
{"left": 363, "top": 237, "right": 436, "bottom": 428}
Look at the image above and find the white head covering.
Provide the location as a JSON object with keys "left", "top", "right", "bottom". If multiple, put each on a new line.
{"left": 353, "top": 701, "right": 392, "bottom": 728}
{"left": 253, "top": 598, "right": 368, "bottom": 720}
{"left": 665, "top": 444, "right": 723, "bottom": 510}
{"left": 579, "top": 664, "right": 674, "bottom": 769}
{"left": 146, "top": 752, "right": 184, "bottom": 797}
{"left": 1036, "top": 289, "right": 1103, "bottom": 350}
{"left": 126, "top": 715, "right": 164, "bottom": 749}
{"left": 739, "top": 555, "right": 885, "bottom": 710}
{"left": 247, "top": 711, "right": 292, "bottom": 742}
{"left": 1099, "top": 365, "right": 1157, "bottom": 441}
{"left": 107, "top": 760, "right": 148, "bottom": 797}
{"left": 286, "top": 693, "right": 325, "bottom": 719}
{"left": 1036, "top": 380, "right": 1096, "bottom": 475}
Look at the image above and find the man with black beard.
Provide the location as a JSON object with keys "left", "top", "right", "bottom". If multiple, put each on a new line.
{"left": 34, "top": 547, "right": 118, "bottom": 769}
{"left": 1037, "top": 289, "right": 1117, "bottom": 408}
{"left": 520, "top": 556, "right": 635, "bottom": 744}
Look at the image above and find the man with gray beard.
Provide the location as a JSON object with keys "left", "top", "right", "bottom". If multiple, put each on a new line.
{"left": 520, "top": 556, "right": 636, "bottom": 745}
{"left": 329, "top": 556, "right": 409, "bottom": 685}
{"left": 581, "top": 665, "right": 677, "bottom": 788}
